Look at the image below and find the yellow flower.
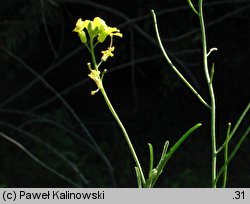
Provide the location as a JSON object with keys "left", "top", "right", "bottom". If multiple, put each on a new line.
{"left": 107, "top": 27, "right": 123, "bottom": 38}
{"left": 98, "top": 25, "right": 122, "bottom": 43}
{"left": 92, "top": 17, "right": 106, "bottom": 31}
{"left": 73, "top": 18, "right": 84, "bottom": 32}
{"left": 73, "top": 17, "right": 122, "bottom": 44}
{"left": 73, "top": 18, "right": 88, "bottom": 43}
{"left": 101, "top": 46, "right": 115, "bottom": 61}
{"left": 88, "top": 69, "right": 103, "bottom": 90}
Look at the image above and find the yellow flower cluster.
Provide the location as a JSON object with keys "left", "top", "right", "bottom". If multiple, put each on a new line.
{"left": 73, "top": 17, "right": 122, "bottom": 95}
{"left": 73, "top": 17, "right": 122, "bottom": 43}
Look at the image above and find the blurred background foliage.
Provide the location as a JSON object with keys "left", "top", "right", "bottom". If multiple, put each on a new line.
{"left": 0, "top": 0, "right": 249, "bottom": 187}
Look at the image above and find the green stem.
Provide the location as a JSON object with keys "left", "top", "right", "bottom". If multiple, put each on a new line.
{"left": 151, "top": 10, "right": 210, "bottom": 110}
{"left": 222, "top": 123, "right": 231, "bottom": 188}
{"left": 99, "top": 87, "right": 146, "bottom": 186}
{"left": 217, "top": 102, "right": 250, "bottom": 154}
{"left": 214, "top": 125, "right": 250, "bottom": 186}
{"left": 199, "top": 0, "right": 217, "bottom": 187}
{"left": 187, "top": 0, "right": 199, "bottom": 15}
{"left": 89, "top": 37, "right": 98, "bottom": 70}
{"left": 88, "top": 37, "right": 146, "bottom": 186}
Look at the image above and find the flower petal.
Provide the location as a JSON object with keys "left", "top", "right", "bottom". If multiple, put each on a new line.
{"left": 101, "top": 46, "right": 115, "bottom": 61}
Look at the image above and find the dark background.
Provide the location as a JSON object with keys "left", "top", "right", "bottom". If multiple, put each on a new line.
{"left": 0, "top": 0, "right": 249, "bottom": 187}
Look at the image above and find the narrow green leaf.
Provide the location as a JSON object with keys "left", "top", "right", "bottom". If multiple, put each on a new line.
{"left": 151, "top": 123, "right": 202, "bottom": 187}
{"left": 148, "top": 143, "right": 154, "bottom": 178}
{"left": 135, "top": 167, "right": 142, "bottom": 188}
{"left": 146, "top": 168, "right": 157, "bottom": 188}
{"left": 164, "top": 123, "right": 202, "bottom": 162}
{"left": 160, "top": 141, "right": 169, "bottom": 161}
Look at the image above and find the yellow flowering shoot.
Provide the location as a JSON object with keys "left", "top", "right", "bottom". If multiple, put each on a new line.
{"left": 73, "top": 17, "right": 122, "bottom": 95}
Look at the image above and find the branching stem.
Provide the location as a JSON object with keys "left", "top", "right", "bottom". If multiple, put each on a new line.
{"left": 198, "top": 0, "right": 217, "bottom": 187}
{"left": 151, "top": 10, "right": 210, "bottom": 110}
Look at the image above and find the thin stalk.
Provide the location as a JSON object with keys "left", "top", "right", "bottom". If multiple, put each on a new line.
{"left": 217, "top": 102, "right": 250, "bottom": 153}
{"left": 100, "top": 87, "right": 146, "bottom": 186}
{"left": 151, "top": 10, "right": 210, "bottom": 109}
{"left": 229, "top": 102, "right": 250, "bottom": 139}
{"left": 223, "top": 123, "right": 231, "bottom": 188}
{"left": 187, "top": 0, "right": 199, "bottom": 15}
{"left": 90, "top": 37, "right": 98, "bottom": 70}
{"left": 88, "top": 35, "right": 146, "bottom": 186}
{"left": 214, "top": 125, "right": 250, "bottom": 186}
{"left": 199, "top": 0, "right": 217, "bottom": 187}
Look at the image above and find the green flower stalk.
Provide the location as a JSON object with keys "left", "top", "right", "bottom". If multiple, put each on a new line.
{"left": 73, "top": 16, "right": 201, "bottom": 187}
{"left": 73, "top": 17, "right": 146, "bottom": 185}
